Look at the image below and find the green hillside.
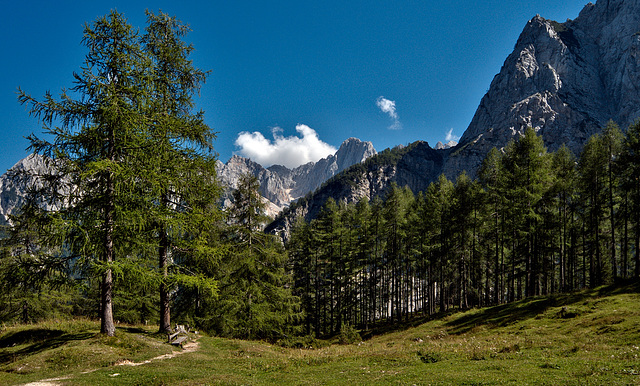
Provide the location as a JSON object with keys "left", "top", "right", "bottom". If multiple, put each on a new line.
{"left": 1, "top": 280, "right": 639, "bottom": 385}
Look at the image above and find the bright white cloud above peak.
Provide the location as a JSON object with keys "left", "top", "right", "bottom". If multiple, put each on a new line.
{"left": 234, "top": 124, "right": 337, "bottom": 169}
{"left": 376, "top": 96, "right": 402, "bottom": 130}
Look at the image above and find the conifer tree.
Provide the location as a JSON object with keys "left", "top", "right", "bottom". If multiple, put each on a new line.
{"left": 479, "top": 147, "right": 505, "bottom": 304}
{"left": 219, "top": 173, "right": 300, "bottom": 339}
{"left": 141, "top": 10, "right": 219, "bottom": 334}
{"left": 17, "top": 10, "right": 219, "bottom": 336}
{"left": 353, "top": 198, "right": 373, "bottom": 327}
{"left": 425, "top": 174, "right": 454, "bottom": 311}
{"left": 619, "top": 120, "right": 640, "bottom": 278}
{"left": 18, "top": 11, "right": 150, "bottom": 335}
{"left": 288, "top": 217, "right": 317, "bottom": 335}
{"left": 579, "top": 134, "right": 609, "bottom": 286}
{"left": 501, "top": 128, "right": 553, "bottom": 297}
{"left": 551, "top": 145, "right": 578, "bottom": 291}
{"left": 601, "top": 121, "right": 623, "bottom": 281}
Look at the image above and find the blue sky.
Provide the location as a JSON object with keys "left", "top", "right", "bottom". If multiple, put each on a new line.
{"left": 1, "top": 0, "right": 589, "bottom": 173}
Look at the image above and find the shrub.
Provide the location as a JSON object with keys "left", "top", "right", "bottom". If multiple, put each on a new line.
{"left": 338, "top": 323, "right": 361, "bottom": 345}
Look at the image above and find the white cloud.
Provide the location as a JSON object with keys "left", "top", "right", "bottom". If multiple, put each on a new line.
{"left": 234, "top": 124, "right": 337, "bottom": 169}
{"left": 376, "top": 96, "right": 402, "bottom": 130}
{"left": 376, "top": 96, "right": 397, "bottom": 119}
{"left": 445, "top": 128, "right": 460, "bottom": 143}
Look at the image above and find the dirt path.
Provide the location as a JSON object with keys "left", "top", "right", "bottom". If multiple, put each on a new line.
{"left": 22, "top": 339, "right": 200, "bottom": 386}
{"left": 113, "top": 339, "right": 199, "bottom": 367}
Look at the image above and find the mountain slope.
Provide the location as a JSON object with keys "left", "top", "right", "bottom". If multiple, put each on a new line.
{"left": 266, "top": 141, "right": 444, "bottom": 236}
{"left": 443, "top": 0, "right": 640, "bottom": 178}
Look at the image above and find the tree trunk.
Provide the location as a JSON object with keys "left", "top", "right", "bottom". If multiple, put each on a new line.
{"left": 101, "top": 170, "right": 116, "bottom": 336}
{"left": 159, "top": 192, "right": 171, "bottom": 333}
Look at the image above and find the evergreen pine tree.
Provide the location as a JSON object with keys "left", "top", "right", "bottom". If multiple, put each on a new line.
{"left": 141, "top": 10, "right": 220, "bottom": 334}
{"left": 18, "top": 11, "right": 150, "bottom": 335}
{"left": 219, "top": 173, "right": 300, "bottom": 340}
{"left": 618, "top": 120, "right": 640, "bottom": 278}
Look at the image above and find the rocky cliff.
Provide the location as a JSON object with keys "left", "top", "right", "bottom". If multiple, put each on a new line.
{"left": 0, "top": 154, "right": 53, "bottom": 226}
{"left": 444, "top": 0, "right": 640, "bottom": 178}
{"left": 216, "top": 137, "right": 376, "bottom": 217}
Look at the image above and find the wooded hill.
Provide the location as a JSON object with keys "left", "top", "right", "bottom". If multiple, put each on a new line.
{"left": 285, "top": 123, "right": 640, "bottom": 337}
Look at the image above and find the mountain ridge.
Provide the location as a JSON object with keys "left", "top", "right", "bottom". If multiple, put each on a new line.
{"left": 198, "top": 137, "right": 377, "bottom": 217}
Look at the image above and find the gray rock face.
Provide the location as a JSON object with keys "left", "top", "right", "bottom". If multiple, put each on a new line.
{"left": 216, "top": 138, "right": 376, "bottom": 217}
{"left": 434, "top": 141, "right": 458, "bottom": 150}
{"left": 0, "top": 154, "right": 53, "bottom": 225}
{"left": 444, "top": 0, "right": 640, "bottom": 178}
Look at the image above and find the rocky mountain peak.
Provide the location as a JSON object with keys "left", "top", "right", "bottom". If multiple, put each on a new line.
{"left": 267, "top": 0, "right": 640, "bottom": 236}
{"left": 444, "top": 0, "right": 640, "bottom": 179}
{"left": 334, "top": 137, "right": 377, "bottom": 168}
{"left": 434, "top": 141, "right": 458, "bottom": 150}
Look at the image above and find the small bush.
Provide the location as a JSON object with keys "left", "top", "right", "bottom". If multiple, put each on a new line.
{"left": 338, "top": 323, "right": 361, "bottom": 345}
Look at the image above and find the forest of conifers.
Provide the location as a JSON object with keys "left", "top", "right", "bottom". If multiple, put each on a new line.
{"left": 286, "top": 123, "right": 640, "bottom": 338}
{"left": 1, "top": 9, "right": 640, "bottom": 344}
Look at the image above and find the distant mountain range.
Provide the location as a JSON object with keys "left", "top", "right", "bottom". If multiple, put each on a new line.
{"left": 0, "top": 138, "right": 376, "bottom": 224}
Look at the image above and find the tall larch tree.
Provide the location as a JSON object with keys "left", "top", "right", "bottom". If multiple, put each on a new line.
{"left": 601, "top": 121, "right": 623, "bottom": 281}
{"left": 219, "top": 173, "right": 300, "bottom": 339}
{"left": 141, "top": 10, "right": 219, "bottom": 334}
{"left": 478, "top": 147, "right": 505, "bottom": 304}
{"left": 619, "top": 120, "right": 640, "bottom": 278}
{"left": 18, "top": 11, "right": 151, "bottom": 335}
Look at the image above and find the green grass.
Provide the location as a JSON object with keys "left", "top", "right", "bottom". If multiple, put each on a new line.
{"left": 2, "top": 281, "right": 640, "bottom": 385}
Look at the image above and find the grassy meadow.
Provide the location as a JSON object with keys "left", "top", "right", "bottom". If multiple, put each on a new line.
{"left": 1, "top": 281, "right": 639, "bottom": 385}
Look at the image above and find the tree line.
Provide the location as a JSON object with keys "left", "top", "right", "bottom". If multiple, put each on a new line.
{"left": 287, "top": 123, "right": 640, "bottom": 337}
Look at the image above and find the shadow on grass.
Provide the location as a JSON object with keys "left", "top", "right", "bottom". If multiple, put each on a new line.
{"left": 445, "top": 278, "right": 640, "bottom": 335}
{"left": 360, "top": 313, "right": 447, "bottom": 340}
{"left": 119, "top": 326, "right": 149, "bottom": 334}
{"left": 0, "top": 329, "right": 94, "bottom": 367}
{"left": 444, "top": 297, "right": 562, "bottom": 335}
{"left": 360, "top": 279, "right": 640, "bottom": 339}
